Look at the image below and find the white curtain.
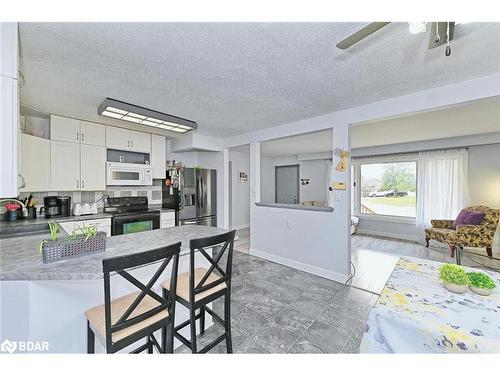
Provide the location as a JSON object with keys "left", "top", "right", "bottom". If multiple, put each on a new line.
{"left": 416, "top": 149, "right": 471, "bottom": 243}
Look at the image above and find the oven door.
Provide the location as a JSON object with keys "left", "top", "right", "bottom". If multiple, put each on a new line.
{"left": 112, "top": 212, "right": 160, "bottom": 236}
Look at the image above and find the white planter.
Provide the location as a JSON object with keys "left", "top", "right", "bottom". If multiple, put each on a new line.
{"left": 444, "top": 283, "right": 467, "bottom": 294}
{"left": 469, "top": 286, "right": 494, "bottom": 296}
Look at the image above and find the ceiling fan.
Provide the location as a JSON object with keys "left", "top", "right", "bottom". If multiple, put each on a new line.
{"left": 336, "top": 22, "right": 456, "bottom": 56}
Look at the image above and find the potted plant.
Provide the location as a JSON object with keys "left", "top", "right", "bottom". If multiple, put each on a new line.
{"left": 39, "top": 222, "right": 106, "bottom": 264}
{"left": 467, "top": 272, "right": 496, "bottom": 296}
{"left": 438, "top": 264, "right": 469, "bottom": 293}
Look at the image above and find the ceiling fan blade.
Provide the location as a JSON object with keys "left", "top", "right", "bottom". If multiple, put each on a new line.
{"left": 336, "top": 22, "right": 390, "bottom": 49}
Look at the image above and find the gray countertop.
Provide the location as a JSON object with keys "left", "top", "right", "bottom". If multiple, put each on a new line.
{"left": 0, "top": 225, "right": 228, "bottom": 281}
{"left": 255, "top": 202, "right": 334, "bottom": 212}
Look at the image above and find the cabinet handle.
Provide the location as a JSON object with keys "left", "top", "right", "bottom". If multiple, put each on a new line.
{"left": 76, "top": 132, "right": 79, "bottom": 141}
{"left": 128, "top": 140, "right": 130, "bottom": 148}
{"left": 77, "top": 180, "right": 79, "bottom": 189}
{"left": 82, "top": 180, "right": 85, "bottom": 189}
{"left": 81, "top": 133, "right": 84, "bottom": 142}
{"left": 131, "top": 140, "right": 134, "bottom": 148}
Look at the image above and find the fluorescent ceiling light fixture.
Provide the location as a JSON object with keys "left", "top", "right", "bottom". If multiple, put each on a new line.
{"left": 101, "top": 110, "right": 124, "bottom": 119}
{"left": 98, "top": 98, "right": 197, "bottom": 134}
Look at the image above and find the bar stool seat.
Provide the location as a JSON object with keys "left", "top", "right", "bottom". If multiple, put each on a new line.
{"left": 163, "top": 267, "right": 227, "bottom": 303}
{"left": 85, "top": 292, "right": 169, "bottom": 344}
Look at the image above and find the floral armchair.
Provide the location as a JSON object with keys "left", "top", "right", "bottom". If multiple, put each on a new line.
{"left": 425, "top": 206, "right": 500, "bottom": 258}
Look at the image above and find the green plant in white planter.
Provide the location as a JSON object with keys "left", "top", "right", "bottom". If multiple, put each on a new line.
{"left": 467, "top": 272, "right": 496, "bottom": 296}
{"left": 439, "top": 264, "right": 469, "bottom": 294}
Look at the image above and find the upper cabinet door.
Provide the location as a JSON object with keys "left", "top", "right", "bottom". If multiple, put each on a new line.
{"left": 50, "top": 115, "right": 80, "bottom": 143}
{"left": 0, "top": 75, "right": 18, "bottom": 197}
{"left": 20, "top": 134, "right": 50, "bottom": 192}
{"left": 80, "top": 121, "right": 105, "bottom": 146}
{"left": 50, "top": 141, "right": 80, "bottom": 191}
{"left": 1, "top": 23, "right": 18, "bottom": 79}
{"left": 151, "top": 134, "right": 166, "bottom": 179}
{"left": 129, "top": 130, "right": 151, "bottom": 153}
{"left": 80, "top": 144, "right": 106, "bottom": 191}
{"left": 106, "top": 126, "right": 130, "bottom": 151}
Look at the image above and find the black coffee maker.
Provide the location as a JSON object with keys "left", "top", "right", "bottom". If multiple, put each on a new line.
{"left": 41, "top": 196, "right": 71, "bottom": 218}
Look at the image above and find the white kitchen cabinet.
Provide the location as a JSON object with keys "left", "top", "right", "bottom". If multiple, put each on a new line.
{"left": 19, "top": 134, "right": 50, "bottom": 192}
{"left": 50, "top": 140, "right": 80, "bottom": 191}
{"left": 80, "top": 121, "right": 105, "bottom": 146}
{"left": 50, "top": 115, "right": 80, "bottom": 143}
{"left": 0, "top": 75, "right": 18, "bottom": 197}
{"left": 160, "top": 211, "right": 176, "bottom": 228}
{"left": 151, "top": 134, "right": 166, "bottom": 179}
{"left": 80, "top": 144, "right": 106, "bottom": 191}
{"left": 1, "top": 23, "right": 18, "bottom": 79}
{"left": 106, "top": 126, "right": 151, "bottom": 152}
{"left": 129, "top": 130, "right": 151, "bottom": 152}
{"left": 105, "top": 126, "right": 130, "bottom": 150}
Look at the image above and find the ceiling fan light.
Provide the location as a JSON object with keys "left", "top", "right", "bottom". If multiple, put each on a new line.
{"left": 408, "top": 22, "right": 427, "bottom": 34}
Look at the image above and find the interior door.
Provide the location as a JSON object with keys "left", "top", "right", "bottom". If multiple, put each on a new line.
{"left": 81, "top": 144, "right": 106, "bottom": 191}
{"left": 275, "top": 165, "right": 300, "bottom": 204}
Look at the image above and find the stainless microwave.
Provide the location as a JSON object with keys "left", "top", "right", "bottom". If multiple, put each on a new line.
{"left": 106, "top": 162, "right": 152, "bottom": 186}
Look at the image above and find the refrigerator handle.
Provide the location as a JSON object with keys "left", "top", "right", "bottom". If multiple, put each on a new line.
{"left": 200, "top": 176, "right": 204, "bottom": 209}
{"left": 196, "top": 175, "right": 200, "bottom": 209}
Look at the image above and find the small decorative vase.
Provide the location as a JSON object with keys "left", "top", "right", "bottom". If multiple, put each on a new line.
{"left": 444, "top": 283, "right": 467, "bottom": 294}
{"left": 469, "top": 286, "right": 493, "bottom": 296}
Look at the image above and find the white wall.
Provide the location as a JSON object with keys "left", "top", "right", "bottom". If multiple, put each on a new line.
{"left": 260, "top": 155, "right": 275, "bottom": 203}
{"left": 229, "top": 150, "right": 250, "bottom": 229}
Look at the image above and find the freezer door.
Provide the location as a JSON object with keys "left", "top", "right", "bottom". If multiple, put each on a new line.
{"left": 196, "top": 169, "right": 217, "bottom": 218}
{"left": 179, "top": 168, "right": 196, "bottom": 221}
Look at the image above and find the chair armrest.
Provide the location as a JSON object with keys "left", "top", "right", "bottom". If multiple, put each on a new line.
{"left": 430, "top": 220, "right": 454, "bottom": 229}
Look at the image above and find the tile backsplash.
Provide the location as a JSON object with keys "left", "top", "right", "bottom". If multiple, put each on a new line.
{"left": 8, "top": 179, "right": 163, "bottom": 214}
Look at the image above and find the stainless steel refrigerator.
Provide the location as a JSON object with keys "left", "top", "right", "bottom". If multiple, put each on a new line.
{"left": 179, "top": 168, "right": 217, "bottom": 227}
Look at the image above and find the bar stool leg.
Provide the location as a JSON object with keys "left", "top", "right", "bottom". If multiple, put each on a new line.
{"left": 190, "top": 308, "right": 198, "bottom": 353}
{"left": 199, "top": 307, "right": 206, "bottom": 335}
{"left": 224, "top": 291, "right": 233, "bottom": 353}
{"left": 147, "top": 335, "right": 153, "bottom": 353}
{"left": 87, "top": 321, "right": 95, "bottom": 354}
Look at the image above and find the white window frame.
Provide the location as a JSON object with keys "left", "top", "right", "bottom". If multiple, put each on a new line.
{"left": 352, "top": 154, "right": 418, "bottom": 223}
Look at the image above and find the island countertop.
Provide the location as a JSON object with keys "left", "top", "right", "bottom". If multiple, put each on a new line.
{"left": 0, "top": 225, "right": 229, "bottom": 281}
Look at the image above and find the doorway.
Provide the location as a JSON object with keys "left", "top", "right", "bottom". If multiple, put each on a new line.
{"left": 275, "top": 165, "right": 300, "bottom": 204}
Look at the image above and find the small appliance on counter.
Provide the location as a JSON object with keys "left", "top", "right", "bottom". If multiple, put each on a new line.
{"left": 58, "top": 196, "right": 71, "bottom": 217}
{"left": 41, "top": 196, "right": 61, "bottom": 218}
{"left": 72, "top": 202, "right": 98, "bottom": 216}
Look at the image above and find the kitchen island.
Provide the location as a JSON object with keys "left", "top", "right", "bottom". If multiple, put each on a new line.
{"left": 0, "top": 225, "right": 228, "bottom": 353}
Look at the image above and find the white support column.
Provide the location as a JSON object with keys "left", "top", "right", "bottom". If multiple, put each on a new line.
{"left": 330, "top": 123, "right": 352, "bottom": 276}
{"left": 222, "top": 148, "right": 230, "bottom": 229}
{"left": 250, "top": 142, "right": 261, "bottom": 205}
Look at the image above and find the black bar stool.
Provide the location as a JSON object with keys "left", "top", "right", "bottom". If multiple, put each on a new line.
{"left": 162, "top": 230, "right": 236, "bottom": 353}
{"left": 85, "top": 242, "right": 181, "bottom": 354}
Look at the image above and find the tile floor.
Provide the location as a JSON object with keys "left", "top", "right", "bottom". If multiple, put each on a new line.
{"left": 175, "top": 250, "right": 377, "bottom": 354}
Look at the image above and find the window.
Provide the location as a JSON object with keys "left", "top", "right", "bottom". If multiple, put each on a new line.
{"left": 354, "top": 160, "right": 417, "bottom": 218}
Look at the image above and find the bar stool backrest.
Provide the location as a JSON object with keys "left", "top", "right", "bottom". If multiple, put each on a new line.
{"left": 188, "top": 230, "right": 236, "bottom": 303}
{"left": 101, "top": 242, "right": 181, "bottom": 350}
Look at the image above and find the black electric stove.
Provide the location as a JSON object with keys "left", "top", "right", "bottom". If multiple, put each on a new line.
{"left": 104, "top": 197, "right": 160, "bottom": 236}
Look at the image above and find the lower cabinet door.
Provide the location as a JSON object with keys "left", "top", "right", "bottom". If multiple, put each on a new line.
{"left": 80, "top": 144, "right": 106, "bottom": 191}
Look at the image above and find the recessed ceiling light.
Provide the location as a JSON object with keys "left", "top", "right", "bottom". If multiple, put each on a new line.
{"left": 98, "top": 98, "right": 197, "bottom": 134}
{"left": 101, "top": 110, "right": 124, "bottom": 119}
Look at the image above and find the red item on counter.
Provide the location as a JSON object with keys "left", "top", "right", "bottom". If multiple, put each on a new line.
{"left": 4, "top": 203, "right": 20, "bottom": 211}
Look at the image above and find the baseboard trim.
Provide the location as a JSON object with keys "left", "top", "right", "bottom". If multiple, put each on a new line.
{"left": 356, "top": 229, "right": 418, "bottom": 242}
{"left": 231, "top": 224, "right": 250, "bottom": 231}
{"left": 249, "top": 248, "right": 350, "bottom": 284}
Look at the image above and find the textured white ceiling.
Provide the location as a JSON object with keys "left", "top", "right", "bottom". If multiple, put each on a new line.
{"left": 19, "top": 22, "right": 500, "bottom": 137}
